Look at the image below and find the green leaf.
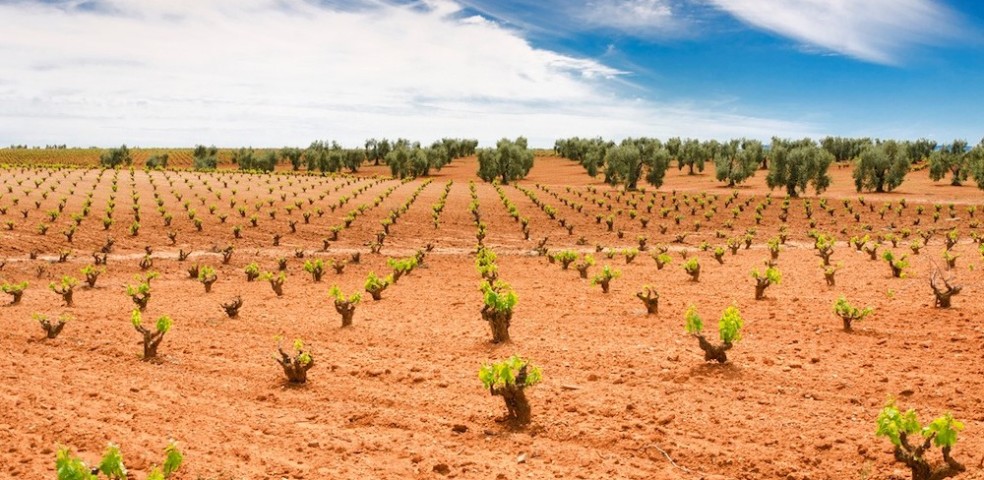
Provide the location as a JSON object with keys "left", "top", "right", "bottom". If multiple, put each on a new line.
{"left": 56, "top": 447, "right": 96, "bottom": 480}
{"left": 684, "top": 305, "right": 703, "bottom": 334}
{"left": 155, "top": 315, "right": 172, "bottom": 334}
{"left": 161, "top": 441, "right": 183, "bottom": 477}
{"left": 875, "top": 400, "right": 921, "bottom": 447}
{"left": 924, "top": 412, "right": 964, "bottom": 448}
{"left": 98, "top": 443, "right": 127, "bottom": 480}
{"left": 478, "top": 356, "right": 542, "bottom": 390}
{"left": 480, "top": 280, "right": 517, "bottom": 313}
{"left": 145, "top": 467, "right": 165, "bottom": 480}
{"left": 718, "top": 305, "right": 743, "bottom": 344}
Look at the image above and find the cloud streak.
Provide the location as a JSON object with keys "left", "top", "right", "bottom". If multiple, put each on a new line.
{"left": 708, "top": 0, "right": 966, "bottom": 65}
{"left": 0, "top": 0, "right": 816, "bottom": 147}
{"left": 577, "top": 0, "right": 680, "bottom": 33}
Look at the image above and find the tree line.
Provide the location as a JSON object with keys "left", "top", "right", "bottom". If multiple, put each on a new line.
{"left": 94, "top": 137, "right": 541, "bottom": 185}
{"left": 96, "top": 138, "right": 480, "bottom": 175}
{"left": 555, "top": 136, "right": 984, "bottom": 195}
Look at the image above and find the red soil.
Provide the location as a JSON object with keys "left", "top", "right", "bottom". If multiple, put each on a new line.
{"left": 1, "top": 157, "right": 983, "bottom": 480}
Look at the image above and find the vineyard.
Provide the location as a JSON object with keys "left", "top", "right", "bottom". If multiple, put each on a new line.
{"left": 0, "top": 147, "right": 286, "bottom": 170}
{"left": 1, "top": 155, "right": 983, "bottom": 480}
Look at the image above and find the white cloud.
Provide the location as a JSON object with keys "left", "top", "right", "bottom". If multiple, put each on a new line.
{"left": 579, "top": 0, "right": 676, "bottom": 31}
{"left": 709, "top": 0, "right": 963, "bottom": 64}
{"left": 0, "top": 0, "right": 816, "bottom": 147}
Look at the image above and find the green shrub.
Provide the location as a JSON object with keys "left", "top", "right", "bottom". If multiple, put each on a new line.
{"left": 591, "top": 265, "right": 620, "bottom": 293}
{"left": 622, "top": 248, "right": 638, "bottom": 264}
{"left": 275, "top": 337, "right": 314, "bottom": 384}
{"left": 244, "top": 262, "right": 261, "bottom": 282}
{"left": 833, "top": 296, "right": 872, "bottom": 331}
{"left": 35, "top": 312, "right": 70, "bottom": 339}
{"left": 364, "top": 271, "right": 392, "bottom": 301}
{"left": 303, "top": 259, "right": 325, "bottom": 282}
{"left": 767, "top": 237, "right": 781, "bottom": 259}
{"left": 260, "top": 271, "right": 286, "bottom": 296}
{"left": 328, "top": 285, "right": 361, "bottom": 327}
{"left": 198, "top": 265, "right": 217, "bottom": 293}
{"left": 875, "top": 400, "right": 965, "bottom": 480}
{"left": 574, "top": 254, "right": 595, "bottom": 279}
{"left": 125, "top": 273, "right": 159, "bottom": 310}
{"left": 478, "top": 355, "right": 541, "bottom": 424}
{"left": 475, "top": 247, "right": 498, "bottom": 281}
{"left": 909, "top": 239, "right": 924, "bottom": 254}
{"left": 55, "top": 441, "right": 182, "bottom": 480}
{"left": 552, "top": 250, "right": 578, "bottom": 270}
{"left": 480, "top": 279, "right": 517, "bottom": 343}
{"left": 683, "top": 257, "right": 700, "bottom": 282}
{"left": 652, "top": 252, "right": 671, "bottom": 270}
{"left": 712, "top": 246, "right": 726, "bottom": 264}
{"left": 814, "top": 233, "right": 835, "bottom": 265}
{"left": 942, "top": 250, "right": 958, "bottom": 270}
{"left": 822, "top": 263, "right": 839, "bottom": 287}
{"left": 387, "top": 257, "right": 418, "bottom": 283}
{"left": 882, "top": 251, "right": 909, "bottom": 278}
{"left": 81, "top": 264, "right": 103, "bottom": 288}
{"left": 684, "top": 304, "right": 743, "bottom": 363}
{"left": 49, "top": 276, "right": 79, "bottom": 306}
{"left": 1, "top": 280, "right": 27, "bottom": 304}
{"left": 751, "top": 266, "right": 781, "bottom": 300}
{"left": 131, "top": 309, "right": 172, "bottom": 360}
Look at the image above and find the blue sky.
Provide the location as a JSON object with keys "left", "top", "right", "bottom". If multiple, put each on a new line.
{"left": 0, "top": 0, "right": 981, "bottom": 147}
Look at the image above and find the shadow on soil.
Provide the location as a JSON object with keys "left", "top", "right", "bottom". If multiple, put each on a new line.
{"left": 688, "top": 362, "right": 743, "bottom": 380}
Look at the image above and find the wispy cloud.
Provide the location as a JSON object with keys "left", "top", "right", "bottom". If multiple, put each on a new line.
{"left": 578, "top": 0, "right": 677, "bottom": 32}
{"left": 457, "top": 0, "right": 698, "bottom": 39}
{"left": 0, "top": 0, "right": 816, "bottom": 147}
{"left": 708, "top": 0, "right": 966, "bottom": 65}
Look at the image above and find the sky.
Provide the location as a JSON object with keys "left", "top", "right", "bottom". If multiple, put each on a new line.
{"left": 0, "top": 0, "right": 981, "bottom": 148}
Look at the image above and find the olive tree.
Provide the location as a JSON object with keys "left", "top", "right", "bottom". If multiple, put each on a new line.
{"left": 384, "top": 141, "right": 439, "bottom": 178}
{"left": 232, "top": 147, "right": 256, "bottom": 171}
{"left": 100, "top": 144, "right": 132, "bottom": 168}
{"left": 303, "top": 141, "right": 327, "bottom": 171}
{"left": 677, "top": 138, "right": 707, "bottom": 175}
{"left": 280, "top": 147, "right": 303, "bottom": 171}
{"left": 258, "top": 151, "right": 278, "bottom": 172}
{"left": 765, "top": 138, "right": 833, "bottom": 197}
{"left": 145, "top": 153, "right": 169, "bottom": 169}
{"left": 853, "top": 140, "right": 911, "bottom": 192}
{"left": 386, "top": 142, "right": 422, "bottom": 179}
{"left": 715, "top": 138, "right": 764, "bottom": 186}
{"left": 303, "top": 141, "right": 354, "bottom": 173}
{"left": 554, "top": 137, "right": 590, "bottom": 162}
{"left": 969, "top": 139, "right": 984, "bottom": 190}
{"left": 364, "top": 138, "right": 392, "bottom": 166}
{"left": 233, "top": 148, "right": 276, "bottom": 172}
{"left": 477, "top": 137, "right": 534, "bottom": 185}
{"left": 554, "top": 137, "right": 612, "bottom": 177}
{"left": 603, "top": 138, "right": 670, "bottom": 190}
{"left": 665, "top": 137, "right": 682, "bottom": 160}
{"left": 929, "top": 139, "right": 971, "bottom": 186}
{"left": 341, "top": 148, "right": 365, "bottom": 173}
{"left": 821, "top": 136, "right": 871, "bottom": 163}
{"left": 906, "top": 138, "right": 938, "bottom": 163}
{"left": 192, "top": 144, "right": 218, "bottom": 170}
{"left": 440, "top": 138, "right": 478, "bottom": 158}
